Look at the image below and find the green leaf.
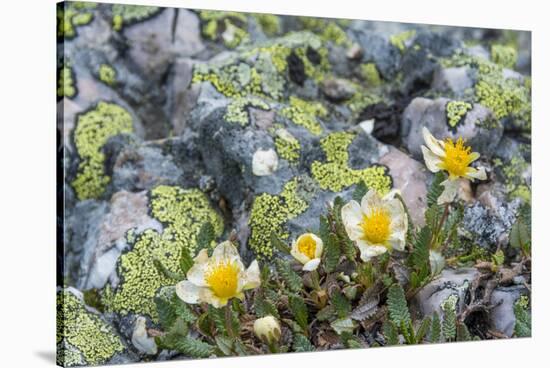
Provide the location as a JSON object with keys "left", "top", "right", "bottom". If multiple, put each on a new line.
{"left": 271, "top": 232, "right": 291, "bottom": 254}
{"left": 196, "top": 222, "right": 216, "bottom": 253}
{"left": 492, "top": 249, "right": 505, "bottom": 267}
{"left": 330, "top": 318, "right": 356, "bottom": 335}
{"left": 174, "top": 337, "right": 216, "bottom": 358}
{"left": 215, "top": 336, "right": 234, "bottom": 356}
{"left": 293, "top": 333, "right": 314, "bottom": 352}
{"left": 155, "top": 293, "right": 177, "bottom": 330}
{"left": 319, "top": 215, "right": 330, "bottom": 243}
{"left": 352, "top": 181, "right": 369, "bottom": 202}
{"left": 254, "top": 294, "right": 280, "bottom": 318}
{"left": 510, "top": 217, "right": 530, "bottom": 250}
{"left": 341, "top": 238, "right": 357, "bottom": 261}
{"left": 429, "top": 313, "right": 441, "bottom": 343}
{"left": 289, "top": 294, "right": 309, "bottom": 332}
{"left": 341, "top": 332, "right": 363, "bottom": 349}
{"left": 275, "top": 258, "right": 303, "bottom": 293}
{"left": 415, "top": 317, "right": 431, "bottom": 343}
{"left": 456, "top": 322, "right": 472, "bottom": 342}
{"left": 208, "top": 306, "right": 228, "bottom": 335}
{"left": 153, "top": 258, "right": 184, "bottom": 281}
{"left": 387, "top": 284, "right": 411, "bottom": 327}
{"left": 316, "top": 305, "right": 336, "bottom": 321}
{"left": 323, "top": 233, "right": 341, "bottom": 273}
{"left": 179, "top": 247, "right": 194, "bottom": 275}
{"left": 513, "top": 296, "right": 531, "bottom": 337}
{"left": 331, "top": 292, "right": 351, "bottom": 319}
{"left": 410, "top": 226, "right": 431, "bottom": 270}
{"left": 442, "top": 295, "right": 458, "bottom": 340}
{"left": 427, "top": 171, "right": 445, "bottom": 208}
{"left": 383, "top": 321, "right": 399, "bottom": 345}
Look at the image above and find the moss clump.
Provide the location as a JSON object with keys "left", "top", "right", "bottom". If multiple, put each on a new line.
{"left": 98, "top": 64, "right": 116, "bottom": 86}
{"left": 248, "top": 177, "right": 315, "bottom": 259}
{"left": 281, "top": 96, "right": 327, "bottom": 135}
{"left": 446, "top": 101, "right": 472, "bottom": 130}
{"left": 58, "top": 64, "right": 76, "bottom": 98}
{"left": 198, "top": 11, "right": 249, "bottom": 49}
{"left": 57, "top": 2, "right": 96, "bottom": 39}
{"left": 274, "top": 129, "right": 301, "bottom": 163}
{"left": 311, "top": 132, "right": 392, "bottom": 193}
{"left": 224, "top": 97, "right": 270, "bottom": 126}
{"left": 112, "top": 4, "right": 161, "bottom": 31}
{"left": 253, "top": 13, "right": 281, "bottom": 36}
{"left": 491, "top": 44, "right": 518, "bottom": 69}
{"left": 390, "top": 30, "right": 416, "bottom": 53}
{"left": 71, "top": 102, "right": 133, "bottom": 200}
{"left": 102, "top": 186, "right": 223, "bottom": 320}
{"left": 360, "top": 63, "right": 382, "bottom": 87}
{"left": 57, "top": 290, "right": 124, "bottom": 366}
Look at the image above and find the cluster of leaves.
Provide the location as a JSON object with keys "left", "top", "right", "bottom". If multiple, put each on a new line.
{"left": 151, "top": 177, "right": 530, "bottom": 358}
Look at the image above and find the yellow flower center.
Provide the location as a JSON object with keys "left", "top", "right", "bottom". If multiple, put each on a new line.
{"left": 297, "top": 234, "right": 317, "bottom": 259}
{"left": 205, "top": 261, "right": 240, "bottom": 299}
{"left": 361, "top": 208, "right": 391, "bottom": 245}
{"left": 440, "top": 138, "right": 472, "bottom": 178}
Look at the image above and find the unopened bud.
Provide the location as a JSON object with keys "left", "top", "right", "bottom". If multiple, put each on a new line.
{"left": 253, "top": 315, "right": 281, "bottom": 345}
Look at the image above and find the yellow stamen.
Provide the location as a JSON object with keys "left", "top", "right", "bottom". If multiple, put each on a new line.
{"left": 439, "top": 137, "right": 472, "bottom": 178}
{"left": 361, "top": 208, "right": 391, "bottom": 245}
{"left": 205, "top": 261, "right": 239, "bottom": 299}
{"left": 297, "top": 234, "right": 317, "bottom": 259}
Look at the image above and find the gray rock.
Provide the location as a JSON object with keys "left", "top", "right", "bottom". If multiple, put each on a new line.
{"left": 351, "top": 29, "right": 401, "bottom": 79}
{"left": 431, "top": 66, "right": 475, "bottom": 97}
{"left": 401, "top": 97, "right": 503, "bottom": 160}
{"left": 489, "top": 286, "right": 529, "bottom": 337}
{"left": 410, "top": 268, "right": 479, "bottom": 320}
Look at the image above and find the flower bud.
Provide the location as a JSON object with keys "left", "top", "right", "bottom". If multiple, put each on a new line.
{"left": 253, "top": 315, "right": 281, "bottom": 345}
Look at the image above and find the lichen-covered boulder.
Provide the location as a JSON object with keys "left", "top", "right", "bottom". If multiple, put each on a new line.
{"left": 488, "top": 286, "right": 530, "bottom": 337}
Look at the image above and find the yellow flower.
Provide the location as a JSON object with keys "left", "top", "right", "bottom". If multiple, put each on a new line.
{"left": 175, "top": 241, "right": 260, "bottom": 308}
{"left": 421, "top": 127, "right": 486, "bottom": 204}
{"left": 290, "top": 233, "right": 324, "bottom": 271}
{"left": 253, "top": 315, "right": 282, "bottom": 345}
{"left": 341, "top": 189, "right": 407, "bottom": 261}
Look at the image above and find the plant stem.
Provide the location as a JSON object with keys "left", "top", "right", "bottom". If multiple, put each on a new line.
{"left": 225, "top": 303, "right": 235, "bottom": 339}
{"left": 311, "top": 270, "right": 321, "bottom": 290}
{"left": 431, "top": 203, "right": 450, "bottom": 250}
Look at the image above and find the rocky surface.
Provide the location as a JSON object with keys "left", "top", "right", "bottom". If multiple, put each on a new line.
{"left": 58, "top": 2, "right": 531, "bottom": 366}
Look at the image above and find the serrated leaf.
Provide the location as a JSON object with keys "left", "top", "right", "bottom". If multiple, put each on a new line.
{"left": 429, "top": 313, "right": 441, "bottom": 343}
{"left": 316, "top": 305, "right": 336, "bottom": 321}
{"left": 351, "top": 294, "right": 379, "bottom": 321}
{"left": 383, "top": 321, "right": 399, "bottom": 345}
{"left": 254, "top": 294, "right": 279, "bottom": 318}
{"left": 179, "top": 247, "right": 194, "bottom": 275}
{"left": 289, "top": 294, "right": 309, "bottom": 332}
{"left": 510, "top": 218, "right": 530, "bottom": 250}
{"left": 208, "top": 306, "right": 228, "bottom": 335}
{"left": 442, "top": 296, "right": 457, "bottom": 340}
{"left": 387, "top": 284, "right": 411, "bottom": 327}
{"left": 174, "top": 296, "right": 197, "bottom": 324}
{"left": 215, "top": 336, "right": 234, "bottom": 356}
{"left": 275, "top": 259, "right": 303, "bottom": 293}
{"left": 174, "top": 337, "right": 216, "bottom": 358}
{"left": 331, "top": 292, "right": 351, "bottom": 319}
{"left": 271, "top": 232, "right": 291, "bottom": 254}
{"left": 293, "top": 333, "right": 314, "bottom": 352}
{"left": 456, "top": 322, "right": 472, "bottom": 341}
{"left": 352, "top": 181, "right": 369, "bottom": 202}
{"left": 513, "top": 297, "right": 531, "bottom": 337}
{"left": 330, "top": 318, "right": 356, "bottom": 335}
{"left": 319, "top": 215, "right": 330, "bottom": 243}
{"left": 323, "top": 233, "right": 341, "bottom": 273}
{"left": 427, "top": 171, "right": 445, "bottom": 208}
{"left": 415, "top": 317, "right": 431, "bottom": 343}
{"left": 410, "top": 226, "right": 431, "bottom": 270}
{"left": 196, "top": 222, "right": 215, "bottom": 253}
{"left": 155, "top": 294, "right": 177, "bottom": 330}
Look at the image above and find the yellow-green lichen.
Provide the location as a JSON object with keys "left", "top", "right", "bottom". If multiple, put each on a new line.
{"left": 224, "top": 97, "right": 270, "bottom": 126}
{"left": 299, "top": 18, "right": 351, "bottom": 47}
{"left": 253, "top": 13, "right": 281, "bottom": 36}
{"left": 71, "top": 102, "right": 133, "bottom": 200}
{"left": 99, "top": 64, "right": 117, "bottom": 86}
{"left": 446, "top": 101, "right": 472, "bottom": 129}
{"left": 346, "top": 86, "right": 382, "bottom": 120}
{"left": 248, "top": 177, "right": 314, "bottom": 259}
{"left": 112, "top": 4, "right": 161, "bottom": 31}
{"left": 493, "top": 155, "right": 531, "bottom": 203}
{"left": 274, "top": 130, "right": 300, "bottom": 163}
{"left": 57, "top": 2, "right": 96, "bottom": 39}
{"left": 57, "top": 290, "right": 124, "bottom": 366}
{"left": 102, "top": 186, "right": 223, "bottom": 320}
{"left": 280, "top": 96, "right": 327, "bottom": 135}
{"left": 58, "top": 64, "right": 76, "bottom": 98}
{"left": 192, "top": 62, "right": 263, "bottom": 98}
{"left": 491, "top": 44, "right": 518, "bottom": 69}
{"left": 360, "top": 63, "right": 382, "bottom": 87}
{"left": 198, "top": 11, "right": 249, "bottom": 49}
{"left": 311, "top": 132, "right": 392, "bottom": 193}
{"left": 390, "top": 30, "right": 416, "bottom": 53}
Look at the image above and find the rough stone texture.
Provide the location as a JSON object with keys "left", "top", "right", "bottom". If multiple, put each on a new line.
{"left": 489, "top": 286, "right": 529, "bottom": 337}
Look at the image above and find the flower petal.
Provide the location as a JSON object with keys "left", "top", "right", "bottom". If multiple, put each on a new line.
{"left": 355, "top": 240, "right": 387, "bottom": 261}
{"left": 437, "top": 179, "right": 460, "bottom": 205}
{"left": 466, "top": 166, "right": 487, "bottom": 181}
{"left": 388, "top": 235, "right": 406, "bottom": 252}
{"left": 175, "top": 280, "right": 202, "bottom": 304}
{"left": 212, "top": 241, "right": 240, "bottom": 262}
{"left": 341, "top": 200, "right": 364, "bottom": 241}
{"left": 200, "top": 288, "right": 227, "bottom": 308}
{"left": 186, "top": 261, "right": 210, "bottom": 287}
{"left": 243, "top": 260, "right": 261, "bottom": 290}
{"left": 361, "top": 189, "right": 383, "bottom": 213}
{"left": 422, "top": 127, "right": 445, "bottom": 157}
{"left": 311, "top": 234, "right": 324, "bottom": 258}
{"left": 467, "top": 151, "right": 480, "bottom": 164}
{"left": 421, "top": 146, "right": 443, "bottom": 173}
{"left": 303, "top": 258, "right": 321, "bottom": 271}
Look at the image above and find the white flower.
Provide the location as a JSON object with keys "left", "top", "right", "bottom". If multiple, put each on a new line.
{"left": 290, "top": 233, "right": 324, "bottom": 271}
{"left": 252, "top": 148, "right": 279, "bottom": 176}
{"left": 131, "top": 316, "right": 158, "bottom": 355}
{"left": 253, "top": 315, "right": 282, "bottom": 345}
{"left": 175, "top": 241, "right": 260, "bottom": 308}
{"left": 341, "top": 189, "right": 407, "bottom": 261}
{"left": 421, "top": 127, "right": 486, "bottom": 204}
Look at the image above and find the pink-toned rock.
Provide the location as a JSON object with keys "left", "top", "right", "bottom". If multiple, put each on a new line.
{"left": 379, "top": 147, "right": 427, "bottom": 226}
